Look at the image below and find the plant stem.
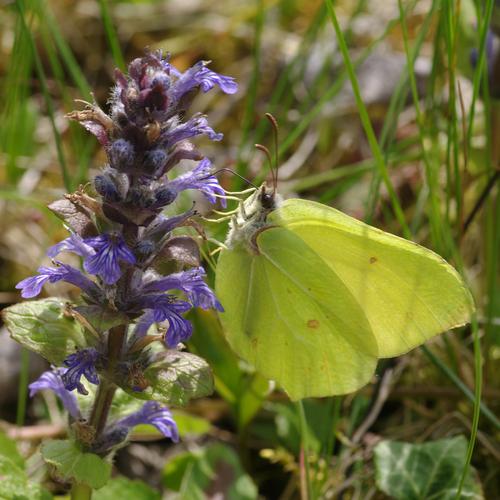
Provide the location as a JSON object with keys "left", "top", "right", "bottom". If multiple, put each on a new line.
{"left": 297, "top": 400, "right": 313, "bottom": 500}
{"left": 89, "top": 379, "right": 116, "bottom": 436}
{"left": 89, "top": 324, "right": 127, "bottom": 436}
{"left": 70, "top": 482, "right": 92, "bottom": 500}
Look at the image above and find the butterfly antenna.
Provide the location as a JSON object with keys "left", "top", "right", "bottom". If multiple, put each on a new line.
{"left": 199, "top": 168, "right": 259, "bottom": 190}
{"left": 255, "top": 144, "right": 274, "bottom": 187}
{"left": 265, "top": 112, "right": 279, "bottom": 193}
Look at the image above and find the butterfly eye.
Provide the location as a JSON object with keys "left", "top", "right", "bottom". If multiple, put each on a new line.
{"left": 261, "top": 191, "right": 275, "bottom": 209}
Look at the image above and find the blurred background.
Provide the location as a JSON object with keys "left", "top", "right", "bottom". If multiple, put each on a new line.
{"left": 0, "top": 0, "right": 498, "bottom": 498}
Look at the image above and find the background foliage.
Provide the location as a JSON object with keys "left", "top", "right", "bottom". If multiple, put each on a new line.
{"left": 0, "top": 0, "right": 498, "bottom": 498}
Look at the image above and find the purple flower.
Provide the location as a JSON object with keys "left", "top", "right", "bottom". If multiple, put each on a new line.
{"left": 62, "top": 348, "right": 100, "bottom": 395}
{"left": 169, "top": 158, "right": 226, "bottom": 206}
{"left": 172, "top": 61, "right": 238, "bottom": 103}
{"left": 143, "top": 267, "right": 223, "bottom": 311}
{"left": 135, "top": 295, "right": 192, "bottom": 347}
{"left": 162, "top": 115, "right": 223, "bottom": 148}
{"left": 29, "top": 369, "right": 80, "bottom": 419}
{"left": 83, "top": 234, "right": 136, "bottom": 285}
{"left": 113, "top": 401, "right": 179, "bottom": 442}
{"left": 47, "top": 233, "right": 94, "bottom": 259}
{"left": 15, "top": 262, "right": 98, "bottom": 299}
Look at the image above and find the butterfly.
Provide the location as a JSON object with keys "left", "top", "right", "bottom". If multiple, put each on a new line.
{"left": 214, "top": 184, "right": 474, "bottom": 400}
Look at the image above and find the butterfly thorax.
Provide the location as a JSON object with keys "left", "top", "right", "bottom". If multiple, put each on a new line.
{"left": 225, "top": 184, "right": 282, "bottom": 253}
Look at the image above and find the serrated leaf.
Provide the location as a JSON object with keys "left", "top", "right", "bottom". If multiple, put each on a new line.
{"left": 41, "top": 440, "right": 111, "bottom": 490}
{"left": 143, "top": 351, "right": 214, "bottom": 406}
{"left": 0, "top": 432, "right": 24, "bottom": 469}
{"left": 0, "top": 456, "right": 52, "bottom": 500}
{"left": 374, "top": 436, "right": 483, "bottom": 500}
{"left": 3, "top": 299, "right": 87, "bottom": 365}
{"left": 93, "top": 477, "right": 160, "bottom": 500}
{"left": 163, "top": 443, "right": 257, "bottom": 499}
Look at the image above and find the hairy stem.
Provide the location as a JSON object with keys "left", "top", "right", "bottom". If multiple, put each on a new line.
{"left": 70, "top": 482, "right": 92, "bottom": 500}
{"left": 89, "top": 324, "right": 128, "bottom": 436}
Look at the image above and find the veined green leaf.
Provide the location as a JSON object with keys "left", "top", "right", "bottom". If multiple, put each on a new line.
{"left": 93, "top": 477, "right": 160, "bottom": 500}
{"left": 142, "top": 351, "right": 214, "bottom": 407}
{"left": 3, "top": 298, "right": 87, "bottom": 365}
{"left": 374, "top": 436, "right": 483, "bottom": 500}
{"left": 41, "top": 440, "right": 111, "bottom": 490}
{"left": 163, "top": 443, "right": 257, "bottom": 499}
{"left": 0, "top": 455, "right": 52, "bottom": 500}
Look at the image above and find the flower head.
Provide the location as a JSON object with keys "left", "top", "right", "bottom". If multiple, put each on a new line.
{"left": 135, "top": 295, "right": 192, "bottom": 347}
{"left": 62, "top": 348, "right": 101, "bottom": 395}
{"left": 143, "top": 266, "right": 223, "bottom": 311}
{"left": 47, "top": 233, "right": 94, "bottom": 259}
{"left": 161, "top": 115, "right": 223, "bottom": 149}
{"left": 113, "top": 401, "right": 179, "bottom": 442}
{"left": 169, "top": 158, "right": 226, "bottom": 206}
{"left": 15, "top": 262, "right": 98, "bottom": 299}
{"left": 171, "top": 60, "right": 238, "bottom": 104}
{"left": 29, "top": 369, "right": 81, "bottom": 419}
{"left": 83, "top": 234, "right": 136, "bottom": 285}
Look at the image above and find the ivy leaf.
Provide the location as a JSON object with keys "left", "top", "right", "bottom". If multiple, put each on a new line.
{"left": 142, "top": 351, "right": 214, "bottom": 406}
{"left": 41, "top": 439, "right": 111, "bottom": 490}
{"left": 162, "top": 443, "right": 257, "bottom": 499}
{"left": 374, "top": 436, "right": 484, "bottom": 500}
{"left": 0, "top": 456, "right": 52, "bottom": 500}
{"left": 3, "top": 298, "right": 87, "bottom": 365}
{"left": 93, "top": 477, "right": 160, "bottom": 500}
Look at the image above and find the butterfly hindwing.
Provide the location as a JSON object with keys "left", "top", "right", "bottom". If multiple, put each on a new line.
{"left": 216, "top": 226, "right": 378, "bottom": 400}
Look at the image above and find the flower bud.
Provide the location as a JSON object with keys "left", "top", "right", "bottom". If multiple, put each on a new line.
{"left": 128, "top": 185, "right": 155, "bottom": 208}
{"left": 109, "top": 139, "right": 135, "bottom": 170}
{"left": 135, "top": 240, "right": 155, "bottom": 259}
{"left": 143, "top": 149, "right": 167, "bottom": 175}
{"left": 94, "top": 174, "right": 121, "bottom": 202}
{"left": 154, "top": 186, "right": 177, "bottom": 207}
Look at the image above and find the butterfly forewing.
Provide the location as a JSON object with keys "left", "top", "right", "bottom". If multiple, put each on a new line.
{"left": 269, "top": 199, "right": 474, "bottom": 358}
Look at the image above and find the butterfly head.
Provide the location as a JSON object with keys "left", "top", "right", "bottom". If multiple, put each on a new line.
{"left": 225, "top": 183, "right": 282, "bottom": 252}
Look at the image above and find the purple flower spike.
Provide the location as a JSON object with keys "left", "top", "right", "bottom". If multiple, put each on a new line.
{"left": 83, "top": 233, "right": 136, "bottom": 285}
{"left": 136, "top": 295, "right": 192, "bottom": 346}
{"left": 144, "top": 267, "right": 223, "bottom": 311}
{"left": 169, "top": 158, "right": 226, "bottom": 206}
{"left": 62, "top": 348, "right": 100, "bottom": 395}
{"left": 29, "top": 369, "right": 81, "bottom": 419}
{"left": 15, "top": 262, "right": 98, "bottom": 299}
{"left": 115, "top": 401, "right": 179, "bottom": 442}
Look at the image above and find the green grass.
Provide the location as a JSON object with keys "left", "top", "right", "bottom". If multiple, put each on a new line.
{"left": 1, "top": 0, "right": 498, "bottom": 498}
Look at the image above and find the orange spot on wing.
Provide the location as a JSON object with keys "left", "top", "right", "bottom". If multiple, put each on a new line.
{"left": 369, "top": 256, "right": 378, "bottom": 264}
{"left": 307, "top": 319, "right": 320, "bottom": 329}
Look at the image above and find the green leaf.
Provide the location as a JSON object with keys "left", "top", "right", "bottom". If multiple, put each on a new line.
{"left": 93, "top": 477, "right": 160, "bottom": 500}
{"left": 189, "top": 310, "right": 269, "bottom": 430}
{"left": 374, "top": 436, "right": 484, "bottom": 500}
{"left": 0, "top": 432, "right": 24, "bottom": 469}
{"left": 41, "top": 440, "right": 111, "bottom": 490}
{"left": 71, "top": 305, "right": 129, "bottom": 335}
{"left": 163, "top": 443, "right": 258, "bottom": 499}
{"left": 172, "top": 411, "right": 211, "bottom": 438}
{"left": 0, "top": 456, "right": 52, "bottom": 500}
{"left": 142, "top": 351, "right": 214, "bottom": 406}
{"left": 3, "top": 298, "right": 87, "bottom": 365}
